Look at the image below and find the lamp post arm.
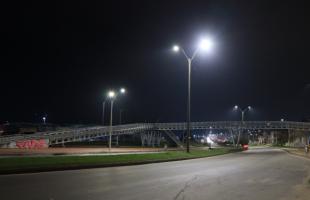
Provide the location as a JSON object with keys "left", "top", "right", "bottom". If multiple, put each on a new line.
{"left": 191, "top": 47, "right": 200, "bottom": 60}
{"left": 181, "top": 47, "right": 190, "bottom": 60}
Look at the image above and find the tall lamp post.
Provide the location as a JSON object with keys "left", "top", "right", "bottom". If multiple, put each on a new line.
{"left": 233, "top": 105, "right": 252, "bottom": 147}
{"left": 102, "top": 100, "right": 106, "bottom": 125}
{"left": 234, "top": 105, "right": 252, "bottom": 122}
{"left": 119, "top": 88, "right": 126, "bottom": 125}
{"left": 103, "top": 87, "right": 126, "bottom": 126}
{"left": 173, "top": 38, "right": 214, "bottom": 153}
{"left": 107, "top": 88, "right": 126, "bottom": 151}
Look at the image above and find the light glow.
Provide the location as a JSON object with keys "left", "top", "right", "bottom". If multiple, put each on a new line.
{"left": 173, "top": 45, "right": 180, "bottom": 52}
{"left": 199, "top": 38, "right": 213, "bottom": 51}
{"left": 207, "top": 136, "right": 214, "bottom": 144}
{"left": 108, "top": 91, "right": 115, "bottom": 98}
{"left": 120, "top": 88, "right": 126, "bottom": 94}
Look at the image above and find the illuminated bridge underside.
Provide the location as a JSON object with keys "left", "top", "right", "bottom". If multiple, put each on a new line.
{"left": 1, "top": 121, "right": 310, "bottom": 146}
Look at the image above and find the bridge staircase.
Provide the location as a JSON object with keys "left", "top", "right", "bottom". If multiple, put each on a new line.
{"left": 163, "top": 130, "right": 184, "bottom": 148}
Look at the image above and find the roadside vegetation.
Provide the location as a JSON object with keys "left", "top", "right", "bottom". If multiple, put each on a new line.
{"left": 0, "top": 148, "right": 240, "bottom": 174}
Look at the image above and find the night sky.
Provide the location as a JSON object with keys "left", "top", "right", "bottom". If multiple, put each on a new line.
{"left": 1, "top": 1, "right": 310, "bottom": 124}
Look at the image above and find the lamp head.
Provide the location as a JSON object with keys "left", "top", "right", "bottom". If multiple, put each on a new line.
{"left": 199, "top": 38, "right": 213, "bottom": 52}
{"left": 108, "top": 91, "right": 115, "bottom": 98}
{"left": 120, "top": 88, "right": 126, "bottom": 94}
{"left": 172, "top": 45, "right": 180, "bottom": 52}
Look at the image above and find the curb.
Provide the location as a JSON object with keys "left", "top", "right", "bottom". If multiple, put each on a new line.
{"left": 282, "top": 148, "right": 310, "bottom": 159}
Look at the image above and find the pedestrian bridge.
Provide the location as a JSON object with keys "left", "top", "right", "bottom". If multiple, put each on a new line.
{"left": 1, "top": 121, "right": 310, "bottom": 147}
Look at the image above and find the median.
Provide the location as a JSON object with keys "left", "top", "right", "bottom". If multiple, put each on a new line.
{"left": 0, "top": 148, "right": 240, "bottom": 174}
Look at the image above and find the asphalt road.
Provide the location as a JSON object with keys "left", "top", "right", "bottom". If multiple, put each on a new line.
{"left": 0, "top": 147, "right": 310, "bottom": 200}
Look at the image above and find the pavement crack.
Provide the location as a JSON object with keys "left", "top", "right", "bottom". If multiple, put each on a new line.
{"left": 174, "top": 175, "right": 198, "bottom": 200}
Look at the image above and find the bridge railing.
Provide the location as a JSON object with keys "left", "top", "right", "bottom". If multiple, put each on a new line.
{"left": 0, "top": 123, "right": 154, "bottom": 145}
{"left": 1, "top": 121, "right": 310, "bottom": 146}
{"left": 152, "top": 121, "right": 310, "bottom": 130}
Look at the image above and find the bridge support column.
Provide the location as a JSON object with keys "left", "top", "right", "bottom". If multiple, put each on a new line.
{"left": 230, "top": 129, "right": 237, "bottom": 147}
{"left": 140, "top": 131, "right": 163, "bottom": 147}
{"left": 116, "top": 135, "right": 119, "bottom": 146}
{"left": 236, "top": 129, "right": 242, "bottom": 147}
{"left": 141, "top": 133, "right": 147, "bottom": 147}
{"left": 271, "top": 132, "right": 275, "bottom": 144}
{"left": 146, "top": 132, "right": 153, "bottom": 146}
{"left": 288, "top": 129, "right": 292, "bottom": 146}
{"left": 156, "top": 132, "right": 162, "bottom": 147}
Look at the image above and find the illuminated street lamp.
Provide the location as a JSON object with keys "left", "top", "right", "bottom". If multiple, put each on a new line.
{"left": 233, "top": 105, "right": 252, "bottom": 122}
{"left": 119, "top": 88, "right": 126, "bottom": 126}
{"left": 106, "top": 88, "right": 126, "bottom": 151}
{"left": 42, "top": 116, "right": 46, "bottom": 124}
{"left": 233, "top": 105, "right": 252, "bottom": 147}
{"left": 172, "top": 37, "right": 214, "bottom": 153}
{"left": 120, "top": 88, "right": 126, "bottom": 94}
{"left": 102, "top": 88, "right": 126, "bottom": 125}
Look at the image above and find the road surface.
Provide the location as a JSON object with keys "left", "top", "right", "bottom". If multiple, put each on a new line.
{"left": 0, "top": 147, "right": 309, "bottom": 200}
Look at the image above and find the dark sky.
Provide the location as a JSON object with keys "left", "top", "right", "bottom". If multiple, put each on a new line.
{"left": 1, "top": 0, "right": 310, "bottom": 124}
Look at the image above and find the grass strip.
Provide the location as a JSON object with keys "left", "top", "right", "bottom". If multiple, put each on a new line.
{"left": 0, "top": 148, "right": 240, "bottom": 174}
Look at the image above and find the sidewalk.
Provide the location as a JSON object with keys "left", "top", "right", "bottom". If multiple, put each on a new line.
{"left": 282, "top": 147, "right": 310, "bottom": 159}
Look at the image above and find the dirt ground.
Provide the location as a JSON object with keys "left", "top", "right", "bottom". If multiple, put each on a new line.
{"left": 283, "top": 147, "right": 310, "bottom": 159}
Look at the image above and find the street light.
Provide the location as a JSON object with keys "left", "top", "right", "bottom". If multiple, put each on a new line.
{"left": 172, "top": 37, "right": 214, "bottom": 153}
{"left": 173, "top": 45, "right": 180, "bottom": 52}
{"left": 42, "top": 116, "right": 46, "bottom": 124}
{"left": 233, "top": 105, "right": 252, "bottom": 122}
{"left": 120, "top": 88, "right": 126, "bottom": 94}
{"left": 106, "top": 88, "right": 126, "bottom": 151}
{"left": 107, "top": 90, "right": 115, "bottom": 151}
{"left": 118, "top": 88, "right": 126, "bottom": 125}
{"left": 233, "top": 105, "right": 252, "bottom": 147}
{"left": 102, "top": 88, "right": 126, "bottom": 125}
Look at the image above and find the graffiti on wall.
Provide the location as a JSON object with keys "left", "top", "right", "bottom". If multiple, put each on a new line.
{"left": 7, "top": 139, "right": 49, "bottom": 149}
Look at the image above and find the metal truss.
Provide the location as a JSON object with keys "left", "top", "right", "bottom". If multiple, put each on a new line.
{"left": 1, "top": 121, "right": 310, "bottom": 146}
